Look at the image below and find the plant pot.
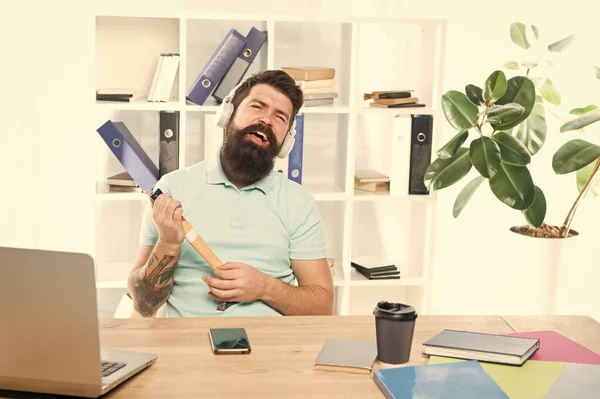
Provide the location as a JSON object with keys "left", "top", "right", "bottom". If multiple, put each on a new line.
{"left": 508, "top": 225, "right": 580, "bottom": 315}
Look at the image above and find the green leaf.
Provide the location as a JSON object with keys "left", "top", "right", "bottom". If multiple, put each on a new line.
{"left": 560, "top": 109, "right": 600, "bottom": 132}
{"left": 437, "top": 129, "right": 469, "bottom": 159}
{"left": 510, "top": 22, "right": 530, "bottom": 49}
{"left": 453, "top": 176, "right": 486, "bottom": 218}
{"left": 469, "top": 137, "right": 501, "bottom": 178}
{"left": 465, "top": 84, "right": 484, "bottom": 106}
{"left": 552, "top": 139, "right": 600, "bottom": 174}
{"left": 540, "top": 79, "right": 561, "bottom": 106}
{"left": 441, "top": 90, "right": 479, "bottom": 130}
{"left": 424, "top": 147, "right": 473, "bottom": 190}
{"left": 576, "top": 161, "right": 600, "bottom": 198}
{"left": 569, "top": 105, "right": 598, "bottom": 115}
{"left": 548, "top": 34, "right": 576, "bottom": 52}
{"left": 484, "top": 70, "right": 508, "bottom": 103}
{"left": 486, "top": 103, "right": 525, "bottom": 126}
{"left": 494, "top": 76, "right": 536, "bottom": 130}
{"left": 532, "top": 25, "right": 540, "bottom": 39}
{"left": 489, "top": 162, "right": 536, "bottom": 210}
{"left": 533, "top": 95, "right": 545, "bottom": 118}
{"left": 503, "top": 61, "right": 520, "bottom": 70}
{"left": 522, "top": 185, "right": 547, "bottom": 228}
{"left": 515, "top": 114, "right": 547, "bottom": 156}
{"left": 492, "top": 132, "right": 531, "bottom": 165}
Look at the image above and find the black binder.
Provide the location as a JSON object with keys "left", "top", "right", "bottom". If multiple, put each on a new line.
{"left": 159, "top": 111, "right": 180, "bottom": 177}
{"left": 408, "top": 115, "right": 433, "bottom": 195}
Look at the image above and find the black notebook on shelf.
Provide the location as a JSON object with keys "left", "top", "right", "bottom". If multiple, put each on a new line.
{"left": 423, "top": 329, "right": 540, "bottom": 366}
{"left": 351, "top": 256, "right": 400, "bottom": 280}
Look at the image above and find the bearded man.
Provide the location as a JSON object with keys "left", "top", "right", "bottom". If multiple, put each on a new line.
{"left": 128, "top": 70, "right": 334, "bottom": 318}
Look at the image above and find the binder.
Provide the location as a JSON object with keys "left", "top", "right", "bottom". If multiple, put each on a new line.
{"left": 186, "top": 29, "right": 246, "bottom": 105}
{"left": 211, "top": 27, "right": 268, "bottom": 103}
{"left": 408, "top": 115, "right": 433, "bottom": 195}
{"left": 159, "top": 111, "right": 180, "bottom": 177}
{"left": 96, "top": 120, "right": 159, "bottom": 192}
{"left": 287, "top": 114, "right": 304, "bottom": 184}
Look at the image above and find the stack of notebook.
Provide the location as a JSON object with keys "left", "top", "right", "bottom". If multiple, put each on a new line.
{"left": 282, "top": 66, "right": 337, "bottom": 107}
{"left": 416, "top": 329, "right": 600, "bottom": 399}
{"left": 364, "top": 90, "right": 425, "bottom": 108}
{"left": 350, "top": 256, "right": 400, "bottom": 280}
{"left": 105, "top": 171, "right": 142, "bottom": 193}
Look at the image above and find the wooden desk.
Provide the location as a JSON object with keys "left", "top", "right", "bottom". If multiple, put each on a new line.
{"left": 94, "top": 315, "right": 600, "bottom": 398}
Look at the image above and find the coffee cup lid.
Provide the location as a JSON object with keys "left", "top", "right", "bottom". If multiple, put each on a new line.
{"left": 373, "top": 301, "right": 417, "bottom": 321}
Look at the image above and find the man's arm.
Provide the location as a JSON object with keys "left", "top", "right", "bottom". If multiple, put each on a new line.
{"left": 128, "top": 240, "right": 182, "bottom": 317}
{"left": 204, "top": 258, "right": 334, "bottom": 315}
{"left": 262, "top": 258, "right": 334, "bottom": 315}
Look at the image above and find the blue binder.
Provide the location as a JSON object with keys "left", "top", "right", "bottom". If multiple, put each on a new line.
{"left": 211, "top": 27, "right": 268, "bottom": 103}
{"left": 96, "top": 120, "right": 159, "bottom": 192}
{"left": 287, "top": 114, "right": 304, "bottom": 184}
{"left": 186, "top": 29, "right": 246, "bottom": 105}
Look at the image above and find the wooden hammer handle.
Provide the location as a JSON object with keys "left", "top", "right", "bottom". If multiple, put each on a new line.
{"left": 181, "top": 217, "right": 222, "bottom": 272}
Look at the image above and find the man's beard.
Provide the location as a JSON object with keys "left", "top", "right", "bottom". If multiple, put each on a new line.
{"left": 220, "top": 122, "right": 280, "bottom": 187}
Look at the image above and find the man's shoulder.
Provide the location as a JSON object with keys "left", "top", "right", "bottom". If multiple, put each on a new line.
{"left": 271, "top": 172, "right": 316, "bottom": 207}
{"left": 155, "top": 160, "right": 208, "bottom": 189}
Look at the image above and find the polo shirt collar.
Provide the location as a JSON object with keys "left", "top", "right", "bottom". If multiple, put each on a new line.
{"left": 206, "top": 149, "right": 275, "bottom": 195}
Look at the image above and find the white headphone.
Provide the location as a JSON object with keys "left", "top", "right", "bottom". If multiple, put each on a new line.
{"left": 214, "top": 81, "right": 296, "bottom": 159}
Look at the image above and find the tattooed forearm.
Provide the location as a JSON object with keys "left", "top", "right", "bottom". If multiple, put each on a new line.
{"left": 128, "top": 241, "right": 180, "bottom": 317}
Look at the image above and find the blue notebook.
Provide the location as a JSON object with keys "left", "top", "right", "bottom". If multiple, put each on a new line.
{"left": 373, "top": 361, "right": 509, "bottom": 399}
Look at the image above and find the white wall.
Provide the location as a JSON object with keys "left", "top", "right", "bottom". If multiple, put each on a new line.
{"left": 1, "top": 0, "right": 598, "bottom": 317}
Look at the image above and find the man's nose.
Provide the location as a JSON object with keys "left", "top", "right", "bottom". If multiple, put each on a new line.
{"left": 258, "top": 114, "right": 273, "bottom": 127}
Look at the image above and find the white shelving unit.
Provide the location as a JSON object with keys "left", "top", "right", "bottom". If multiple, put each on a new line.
{"left": 93, "top": 10, "right": 447, "bottom": 317}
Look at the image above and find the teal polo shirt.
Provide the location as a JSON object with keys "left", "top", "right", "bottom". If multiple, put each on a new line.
{"left": 138, "top": 151, "right": 327, "bottom": 317}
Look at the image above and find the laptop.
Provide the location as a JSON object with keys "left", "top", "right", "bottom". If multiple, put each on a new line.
{"left": 0, "top": 246, "right": 158, "bottom": 398}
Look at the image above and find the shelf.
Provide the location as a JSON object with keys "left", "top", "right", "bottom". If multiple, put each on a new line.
{"left": 96, "top": 97, "right": 181, "bottom": 111}
{"left": 300, "top": 105, "right": 350, "bottom": 114}
{"left": 359, "top": 105, "right": 435, "bottom": 116}
{"left": 353, "top": 190, "right": 431, "bottom": 202}
{"left": 92, "top": 11, "right": 447, "bottom": 317}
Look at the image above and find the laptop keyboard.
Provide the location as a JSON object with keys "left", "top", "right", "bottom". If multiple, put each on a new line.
{"left": 101, "top": 360, "right": 126, "bottom": 377}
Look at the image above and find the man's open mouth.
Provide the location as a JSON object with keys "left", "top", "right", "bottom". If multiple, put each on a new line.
{"left": 247, "top": 131, "right": 268, "bottom": 143}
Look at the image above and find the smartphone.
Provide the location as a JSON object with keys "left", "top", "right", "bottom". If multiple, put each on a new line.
{"left": 208, "top": 328, "right": 251, "bottom": 354}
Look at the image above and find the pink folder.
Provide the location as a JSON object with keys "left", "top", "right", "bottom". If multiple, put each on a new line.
{"left": 508, "top": 330, "right": 600, "bottom": 364}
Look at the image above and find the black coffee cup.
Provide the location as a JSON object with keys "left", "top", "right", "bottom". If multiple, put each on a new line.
{"left": 373, "top": 301, "right": 418, "bottom": 364}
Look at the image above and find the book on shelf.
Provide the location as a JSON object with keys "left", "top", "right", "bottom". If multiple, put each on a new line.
{"left": 105, "top": 172, "right": 142, "bottom": 193}
{"left": 148, "top": 53, "right": 180, "bottom": 102}
{"left": 351, "top": 256, "right": 400, "bottom": 280}
{"left": 281, "top": 66, "right": 335, "bottom": 81}
{"left": 96, "top": 89, "right": 135, "bottom": 102}
{"left": 364, "top": 89, "right": 426, "bottom": 108}
{"left": 354, "top": 169, "right": 390, "bottom": 193}
{"left": 282, "top": 66, "right": 337, "bottom": 106}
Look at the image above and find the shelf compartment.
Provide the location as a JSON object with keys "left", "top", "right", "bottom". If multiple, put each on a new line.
{"left": 357, "top": 21, "right": 443, "bottom": 112}
{"left": 95, "top": 16, "right": 180, "bottom": 104}
{"left": 274, "top": 20, "right": 352, "bottom": 108}
{"left": 185, "top": 18, "right": 268, "bottom": 106}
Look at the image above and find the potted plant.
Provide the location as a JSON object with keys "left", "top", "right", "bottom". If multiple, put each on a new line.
{"left": 423, "top": 22, "right": 600, "bottom": 315}
{"left": 424, "top": 22, "right": 577, "bottom": 237}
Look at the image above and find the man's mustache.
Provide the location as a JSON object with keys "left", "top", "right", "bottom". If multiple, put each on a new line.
{"left": 238, "top": 123, "right": 276, "bottom": 144}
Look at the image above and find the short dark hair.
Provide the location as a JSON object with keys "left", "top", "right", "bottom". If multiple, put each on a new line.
{"left": 231, "top": 70, "right": 304, "bottom": 129}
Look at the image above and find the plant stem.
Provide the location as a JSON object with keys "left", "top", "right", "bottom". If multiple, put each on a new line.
{"left": 560, "top": 156, "right": 600, "bottom": 238}
{"left": 476, "top": 106, "right": 489, "bottom": 136}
